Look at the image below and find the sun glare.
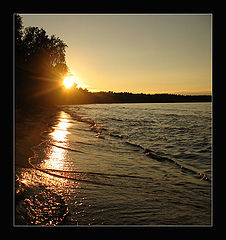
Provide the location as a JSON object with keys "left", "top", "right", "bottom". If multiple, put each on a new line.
{"left": 63, "top": 76, "right": 75, "bottom": 89}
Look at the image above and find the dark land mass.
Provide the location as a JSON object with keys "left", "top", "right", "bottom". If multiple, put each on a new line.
{"left": 59, "top": 89, "right": 211, "bottom": 105}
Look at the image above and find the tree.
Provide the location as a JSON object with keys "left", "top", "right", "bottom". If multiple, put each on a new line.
{"left": 15, "top": 14, "right": 24, "bottom": 67}
{"left": 15, "top": 14, "right": 69, "bottom": 106}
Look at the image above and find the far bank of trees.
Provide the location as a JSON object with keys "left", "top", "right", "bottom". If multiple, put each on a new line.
{"left": 59, "top": 90, "right": 212, "bottom": 105}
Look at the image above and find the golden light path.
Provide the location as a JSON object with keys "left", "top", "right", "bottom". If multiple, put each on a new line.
{"left": 18, "top": 111, "right": 83, "bottom": 225}
{"left": 43, "top": 111, "right": 72, "bottom": 170}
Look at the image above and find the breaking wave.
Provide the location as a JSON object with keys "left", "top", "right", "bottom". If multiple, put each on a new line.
{"left": 62, "top": 107, "right": 211, "bottom": 183}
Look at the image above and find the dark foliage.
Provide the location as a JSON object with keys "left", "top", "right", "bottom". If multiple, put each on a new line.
{"left": 62, "top": 89, "right": 211, "bottom": 105}
{"left": 15, "top": 14, "right": 68, "bottom": 108}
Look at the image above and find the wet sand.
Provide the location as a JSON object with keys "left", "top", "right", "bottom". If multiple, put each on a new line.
{"left": 15, "top": 106, "right": 59, "bottom": 169}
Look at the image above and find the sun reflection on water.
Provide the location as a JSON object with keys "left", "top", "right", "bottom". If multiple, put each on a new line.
{"left": 42, "top": 111, "right": 72, "bottom": 170}
{"left": 50, "top": 111, "right": 71, "bottom": 142}
{"left": 16, "top": 111, "right": 86, "bottom": 225}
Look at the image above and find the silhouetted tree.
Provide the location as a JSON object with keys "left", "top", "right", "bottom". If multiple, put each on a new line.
{"left": 15, "top": 14, "right": 69, "bottom": 107}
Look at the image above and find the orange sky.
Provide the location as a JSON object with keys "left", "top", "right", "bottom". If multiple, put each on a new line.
{"left": 21, "top": 14, "right": 212, "bottom": 95}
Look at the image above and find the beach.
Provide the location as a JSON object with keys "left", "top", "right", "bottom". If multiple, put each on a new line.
{"left": 15, "top": 106, "right": 58, "bottom": 169}
{"left": 15, "top": 106, "right": 67, "bottom": 225}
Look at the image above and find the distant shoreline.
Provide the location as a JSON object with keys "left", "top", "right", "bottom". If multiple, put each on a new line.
{"left": 59, "top": 91, "right": 212, "bottom": 105}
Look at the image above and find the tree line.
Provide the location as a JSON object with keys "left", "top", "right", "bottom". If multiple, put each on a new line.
{"left": 59, "top": 90, "right": 211, "bottom": 105}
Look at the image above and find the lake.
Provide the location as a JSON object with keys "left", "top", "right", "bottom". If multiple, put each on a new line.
{"left": 15, "top": 102, "right": 212, "bottom": 225}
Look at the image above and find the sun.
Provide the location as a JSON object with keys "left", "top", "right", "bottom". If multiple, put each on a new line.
{"left": 63, "top": 76, "right": 75, "bottom": 88}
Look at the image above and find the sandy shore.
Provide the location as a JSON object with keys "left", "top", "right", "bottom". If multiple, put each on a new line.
{"left": 15, "top": 106, "right": 59, "bottom": 169}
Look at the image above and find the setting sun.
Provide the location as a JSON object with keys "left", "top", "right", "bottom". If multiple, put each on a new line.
{"left": 63, "top": 76, "right": 75, "bottom": 88}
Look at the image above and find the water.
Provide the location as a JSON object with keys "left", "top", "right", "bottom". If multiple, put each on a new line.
{"left": 15, "top": 102, "right": 212, "bottom": 225}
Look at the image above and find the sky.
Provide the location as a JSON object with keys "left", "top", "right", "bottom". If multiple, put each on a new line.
{"left": 20, "top": 14, "right": 212, "bottom": 95}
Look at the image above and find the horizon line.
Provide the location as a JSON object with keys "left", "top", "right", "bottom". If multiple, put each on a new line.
{"left": 78, "top": 88, "right": 212, "bottom": 96}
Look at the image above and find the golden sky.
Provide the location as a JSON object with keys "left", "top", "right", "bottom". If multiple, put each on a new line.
{"left": 21, "top": 14, "right": 212, "bottom": 95}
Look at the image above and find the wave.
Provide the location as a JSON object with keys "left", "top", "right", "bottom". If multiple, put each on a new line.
{"left": 63, "top": 109, "right": 106, "bottom": 140}
{"left": 49, "top": 143, "right": 84, "bottom": 153}
{"left": 36, "top": 168, "right": 116, "bottom": 186}
{"left": 109, "top": 133, "right": 124, "bottom": 139}
{"left": 121, "top": 140, "right": 211, "bottom": 183}
{"left": 28, "top": 154, "right": 153, "bottom": 187}
{"left": 110, "top": 117, "right": 123, "bottom": 122}
{"left": 61, "top": 107, "right": 211, "bottom": 183}
{"left": 144, "top": 148, "right": 211, "bottom": 182}
{"left": 35, "top": 168, "right": 153, "bottom": 181}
